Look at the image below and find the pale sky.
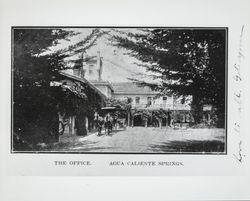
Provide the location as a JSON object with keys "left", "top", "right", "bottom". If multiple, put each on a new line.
{"left": 49, "top": 28, "right": 158, "bottom": 83}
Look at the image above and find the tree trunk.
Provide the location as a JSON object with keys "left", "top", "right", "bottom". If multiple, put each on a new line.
{"left": 191, "top": 94, "right": 204, "bottom": 124}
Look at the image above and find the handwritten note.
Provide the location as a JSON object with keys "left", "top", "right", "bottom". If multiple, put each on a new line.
{"left": 233, "top": 25, "right": 245, "bottom": 163}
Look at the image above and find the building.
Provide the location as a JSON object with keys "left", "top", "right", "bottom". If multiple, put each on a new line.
{"left": 72, "top": 51, "right": 114, "bottom": 98}
{"left": 68, "top": 50, "right": 215, "bottom": 129}
{"left": 112, "top": 82, "right": 191, "bottom": 110}
{"left": 82, "top": 51, "right": 103, "bottom": 82}
{"left": 74, "top": 51, "right": 194, "bottom": 127}
{"left": 50, "top": 66, "right": 107, "bottom": 140}
{"left": 90, "top": 81, "right": 114, "bottom": 98}
{"left": 112, "top": 82, "right": 191, "bottom": 127}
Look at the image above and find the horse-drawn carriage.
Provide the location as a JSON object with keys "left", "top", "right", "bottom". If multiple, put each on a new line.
{"left": 94, "top": 106, "right": 125, "bottom": 136}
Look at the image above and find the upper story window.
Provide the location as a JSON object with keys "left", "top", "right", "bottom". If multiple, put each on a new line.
{"left": 163, "top": 96, "right": 167, "bottom": 104}
{"left": 147, "top": 97, "right": 152, "bottom": 105}
{"left": 135, "top": 97, "right": 140, "bottom": 104}
{"left": 127, "top": 97, "right": 133, "bottom": 104}
{"left": 89, "top": 64, "right": 94, "bottom": 74}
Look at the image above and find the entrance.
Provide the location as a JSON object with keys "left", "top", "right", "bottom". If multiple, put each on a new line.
{"left": 162, "top": 117, "right": 167, "bottom": 127}
{"left": 133, "top": 114, "right": 144, "bottom": 126}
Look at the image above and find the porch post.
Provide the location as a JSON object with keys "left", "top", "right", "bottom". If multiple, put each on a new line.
{"left": 72, "top": 116, "right": 76, "bottom": 135}
{"left": 68, "top": 117, "right": 72, "bottom": 135}
{"left": 128, "top": 111, "right": 131, "bottom": 127}
{"left": 85, "top": 117, "right": 89, "bottom": 133}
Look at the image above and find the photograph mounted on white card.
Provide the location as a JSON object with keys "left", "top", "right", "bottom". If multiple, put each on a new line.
{"left": 12, "top": 27, "right": 227, "bottom": 154}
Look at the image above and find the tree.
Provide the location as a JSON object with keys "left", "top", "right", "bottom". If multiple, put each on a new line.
{"left": 13, "top": 28, "right": 105, "bottom": 149}
{"left": 111, "top": 29, "right": 226, "bottom": 127}
{"left": 105, "top": 98, "right": 132, "bottom": 125}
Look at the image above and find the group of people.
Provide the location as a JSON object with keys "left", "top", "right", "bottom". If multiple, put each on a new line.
{"left": 94, "top": 113, "right": 117, "bottom": 136}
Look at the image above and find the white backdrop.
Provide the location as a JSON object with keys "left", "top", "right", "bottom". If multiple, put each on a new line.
{"left": 0, "top": 0, "right": 250, "bottom": 200}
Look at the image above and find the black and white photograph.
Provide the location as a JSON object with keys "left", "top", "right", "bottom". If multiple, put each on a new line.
{"left": 1, "top": 0, "right": 250, "bottom": 200}
{"left": 12, "top": 27, "right": 227, "bottom": 154}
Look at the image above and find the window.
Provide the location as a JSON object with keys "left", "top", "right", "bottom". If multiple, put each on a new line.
{"left": 135, "top": 97, "right": 140, "bottom": 104}
{"left": 147, "top": 97, "right": 152, "bottom": 105}
{"left": 163, "top": 96, "right": 167, "bottom": 104}
{"left": 127, "top": 97, "right": 133, "bottom": 104}
{"left": 89, "top": 64, "right": 94, "bottom": 74}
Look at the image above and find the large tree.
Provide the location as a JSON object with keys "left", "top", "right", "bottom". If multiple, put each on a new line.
{"left": 13, "top": 28, "right": 105, "bottom": 149}
{"left": 111, "top": 29, "right": 226, "bottom": 127}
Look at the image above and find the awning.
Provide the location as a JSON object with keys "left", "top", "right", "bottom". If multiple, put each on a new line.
{"left": 100, "top": 106, "right": 125, "bottom": 111}
{"left": 101, "top": 106, "right": 117, "bottom": 110}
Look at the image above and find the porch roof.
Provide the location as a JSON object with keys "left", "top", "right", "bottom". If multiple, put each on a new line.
{"left": 59, "top": 71, "right": 107, "bottom": 100}
{"left": 112, "top": 82, "right": 158, "bottom": 95}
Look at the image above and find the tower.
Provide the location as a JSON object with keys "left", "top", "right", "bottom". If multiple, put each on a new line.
{"left": 83, "top": 51, "right": 103, "bottom": 81}
{"left": 73, "top": 52, "right": 85, "bottom": 79}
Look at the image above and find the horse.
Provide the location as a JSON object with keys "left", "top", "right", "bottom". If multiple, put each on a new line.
{"left": 104, "top": 116, "right": 113, "bottom": 135}
{"left": 94, "top": 116, "right": 104, "bottom": 136}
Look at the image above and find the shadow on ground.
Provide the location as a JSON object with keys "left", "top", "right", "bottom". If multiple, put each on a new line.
{"left": 97, "top": 129, "right": 124, "bottom": 137}
{"left": 41, "top": 140, "right": 97, "bottom": 151}
{"left": 149, "top": 140, "right": 225, "bottom": 153}
{"left": 42, "top": 140, "right": 116, "bottom": 152}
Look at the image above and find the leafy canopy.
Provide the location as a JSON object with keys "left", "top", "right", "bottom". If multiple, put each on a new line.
{"left": 111, "top": 29, "right": 226, "bottom": 125}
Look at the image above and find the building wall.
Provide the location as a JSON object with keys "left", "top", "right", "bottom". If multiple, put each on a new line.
{"left": 113, "top": 93, "right": 174, "bottom": 109}
{"left": 83, "top": 53, "right": 102, "bottom": 81}
{"left": 83, "top": 63, "right": 100, "bottom": 81}
{"left": 94, "top": 85, "right": 112, "bottom": 98}
{"left": 113, "top": 93, "right": 192, "bottom": 111}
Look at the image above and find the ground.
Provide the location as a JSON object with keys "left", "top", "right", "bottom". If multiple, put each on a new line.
{"left": 43, "top": 127, "right": 226, "bottom": 153}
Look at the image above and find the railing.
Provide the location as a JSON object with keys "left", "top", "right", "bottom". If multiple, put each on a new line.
{"left": 132, "top": 103, "right": 191, "bottom": 110}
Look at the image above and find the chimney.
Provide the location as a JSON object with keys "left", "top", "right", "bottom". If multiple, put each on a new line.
{"left": 97, "top": 51, "right": 102, "bottom": 81}
{"left": 80, "top": 52, "right": 85, "bottom": 79}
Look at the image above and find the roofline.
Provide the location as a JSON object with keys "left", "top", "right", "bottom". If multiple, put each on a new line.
{"left": 91, "top": 81, "right": 114, "bottom": 92}
{"left": 113, "top": 92, "right": 159, "bottom": 95}
{"left": 131, "top": 108, "right": 191, "bottom": 111}
{"left": 59, "top": 71, "right": 107, "bottom": 100}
